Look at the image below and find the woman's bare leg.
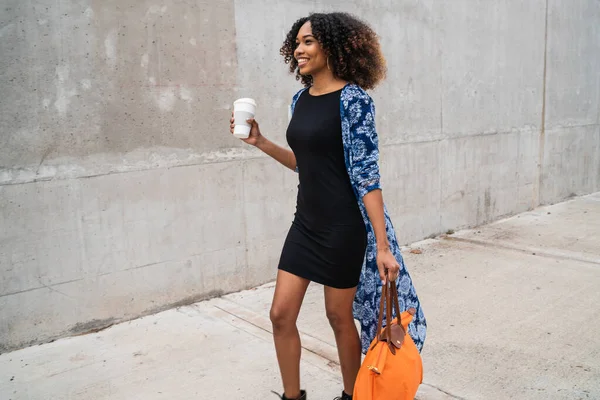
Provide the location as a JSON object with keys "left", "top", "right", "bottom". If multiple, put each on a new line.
{"left": 270, "top": 270, "right": 310, "bottom": 399}
{"left": 324, "top": 285, "right": 361, "bottom": 395}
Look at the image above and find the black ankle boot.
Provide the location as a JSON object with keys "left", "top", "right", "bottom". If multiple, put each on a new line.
{"left": 271, "top": 389, "right": 307, "bottom": 400}
{"left": 333, "top": 391, "right": 352, "bottom": 400}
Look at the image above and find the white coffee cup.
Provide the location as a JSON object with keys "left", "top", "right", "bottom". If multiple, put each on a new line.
{"left": 233, "top": 98, "right": 257, "bottom": 139}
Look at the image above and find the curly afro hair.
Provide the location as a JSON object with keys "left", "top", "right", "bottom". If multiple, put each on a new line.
{"left": 280, "top": 12, "right": 387, "bottom": 90}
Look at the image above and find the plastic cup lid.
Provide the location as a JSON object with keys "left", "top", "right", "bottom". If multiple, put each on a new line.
{"left": 234, "top": 98, "right": 256, "bottom": 107}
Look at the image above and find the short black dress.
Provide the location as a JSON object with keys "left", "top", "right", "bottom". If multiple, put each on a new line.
{"left": 278, "top": 88, "right": 367, "bottom": 289}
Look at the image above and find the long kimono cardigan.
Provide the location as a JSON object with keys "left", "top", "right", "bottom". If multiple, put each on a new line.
{"left": 290, "top": 83, "right": 427, "bottom": 353}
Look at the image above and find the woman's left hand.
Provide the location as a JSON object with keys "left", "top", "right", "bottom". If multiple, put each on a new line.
{"left": 376, "top": 246, "right": 400, "bottom": 284}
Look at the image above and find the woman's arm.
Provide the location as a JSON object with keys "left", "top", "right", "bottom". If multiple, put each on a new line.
{"left": 253, "top": 123, "right": 297, "bottom": 172}
{"left": 348, "top": 93, "right": 399, "bottom": 282}
{"left": 363, "top": 189, "right": 390, "bottom": 251}
{"left": 363, "top": 186, "right": 398, "bottom": 284}
{"left": 230, "top": 113, "right": 297, "bottom": 172}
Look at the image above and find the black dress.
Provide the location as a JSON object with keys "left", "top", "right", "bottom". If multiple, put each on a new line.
{"left": 278, "top": 88, "right": 367, "bottom": 289}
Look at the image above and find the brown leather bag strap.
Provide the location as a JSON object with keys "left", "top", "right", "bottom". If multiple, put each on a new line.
{"left": 391, "top": 278, "right": 402, "bottom": 327}
{"left": 373, "top": 270, "right": 407, "bottom": 350}
{"left": 385, "top": 275, "right": 392, "bottom": 342}
{"left": 372, "top": 276, "right": 387, "bottom": 348}
{"left": 381, "top": 280, "right": 388, "bottom": 330}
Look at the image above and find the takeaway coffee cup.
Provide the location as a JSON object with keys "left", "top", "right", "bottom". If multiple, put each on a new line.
{"left": 233, "top": 98, "right": 257, "bottom": 139}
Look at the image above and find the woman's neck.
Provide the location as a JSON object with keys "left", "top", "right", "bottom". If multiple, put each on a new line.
{"left": 310, "top": 70, "right": 347, "bottom": 95}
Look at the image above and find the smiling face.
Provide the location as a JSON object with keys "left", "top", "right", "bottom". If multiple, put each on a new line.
{"left": 294, "top": 21, "right": 328, "bottom": 76}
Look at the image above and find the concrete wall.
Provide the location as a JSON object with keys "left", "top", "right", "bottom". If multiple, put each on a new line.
{"left": 1, "top": 0, "right": 599, "bottom": 352}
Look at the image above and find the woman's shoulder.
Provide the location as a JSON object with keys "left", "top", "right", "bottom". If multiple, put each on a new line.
{"left": 341, "top": 84, "right": 373, "bottom": 105}
{"left": 291, "top": 87, "right": 308, "bottom": 102}
{"left": 290, "top": 87, "right": 309, "bottom": 116}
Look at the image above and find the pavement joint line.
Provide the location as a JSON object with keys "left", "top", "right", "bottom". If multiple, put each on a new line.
{"left": 213, "top": 299, "right": 459, "bottom": 399}
{"left": 208, "top": 304, "right": 276, "bottom": 345}
{"left": 210, "top": 300, "right": 341, "bottom": 375}
{"left": 418, "top": 383, "right": 467, "bottom": 400}
{"left": 442, "top": 236, "right": 600, "bottom": 266}
{"left": 216, "top": 297, "right": 340, "bottom": 353}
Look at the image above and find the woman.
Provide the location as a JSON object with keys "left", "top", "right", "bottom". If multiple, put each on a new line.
{"left": 229, "top": 12, "right": 426, "bottom": 400}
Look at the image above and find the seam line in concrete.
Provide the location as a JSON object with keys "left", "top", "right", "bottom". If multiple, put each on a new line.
{"left": 442, "top": 236, "right": 600, "bottom": 266}
{"left": 209, "top": 305, "right": 279, "bottom": 345}
{"left": 379, "top": 123, "right": 598, "bottom": 149}
{"left": 211, "top": 302, "right": 341, "bottom": 376}
{"left": 419, "top": 384, "right": 466, "bottom": 400}
{"left": 0, "top": 277, "right": 85, "bottom": 298}
{"left": 3, "top": 122, "right": 596, "bottom": 188}
{"left": 381, "top": 128, "right": 537, "bottom": 148}
{"left": 241, "top": 160, "right": 250, "bottom": 284}
{"left": 535, "top": 0, "right": 550, "bottom": 207}
{"left": 214, "top": 298, "right": 339, "bottom": 355}
{"left": 1, "top": 247, "right": 246, "bottom": 298}
{"left": 214, "top": 299, "right": 461, "bottom": 399}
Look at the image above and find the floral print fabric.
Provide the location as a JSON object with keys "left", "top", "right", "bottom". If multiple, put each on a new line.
{"left": 290, "top": 84, "right": 426, "bottom": 353}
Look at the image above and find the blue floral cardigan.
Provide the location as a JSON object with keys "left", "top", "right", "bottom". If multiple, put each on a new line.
{"left": 290, "top": 83, "right": 427, "bottom": 353}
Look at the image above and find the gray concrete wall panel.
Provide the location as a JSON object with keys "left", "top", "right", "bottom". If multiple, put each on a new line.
{"left": 545, "top": 0, "right": 600, "bottom": 129}
{"left": 1, "top": 0, "right": 598, "bottom": 352}
{"left": 541, "top": 0, "right": 600, "bottom": 204}
{"left": 438, "top": 0, "right": 546, "bottom": 137}
{"left": 0, "top": 0, "right": 238, "bottom": 169}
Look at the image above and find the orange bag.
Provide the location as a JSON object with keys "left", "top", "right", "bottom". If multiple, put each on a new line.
{"left": 353, "top": 276, "right": 423, "bottom": 400}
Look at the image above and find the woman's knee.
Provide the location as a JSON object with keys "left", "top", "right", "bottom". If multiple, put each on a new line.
{"left": 270, "top": 305, "right": 296, "bottom": 332}
{"left": 326, "top": 308, "right": 353, "bottom": 333}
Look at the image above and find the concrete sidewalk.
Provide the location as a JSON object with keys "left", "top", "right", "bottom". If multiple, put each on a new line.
{"left": 1, "top": 193, "right": 599, "bottom": 400}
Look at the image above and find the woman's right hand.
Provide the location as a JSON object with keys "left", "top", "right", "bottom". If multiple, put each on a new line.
{"left": 230, "top": 112, "right": 264, "bottom": 147}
